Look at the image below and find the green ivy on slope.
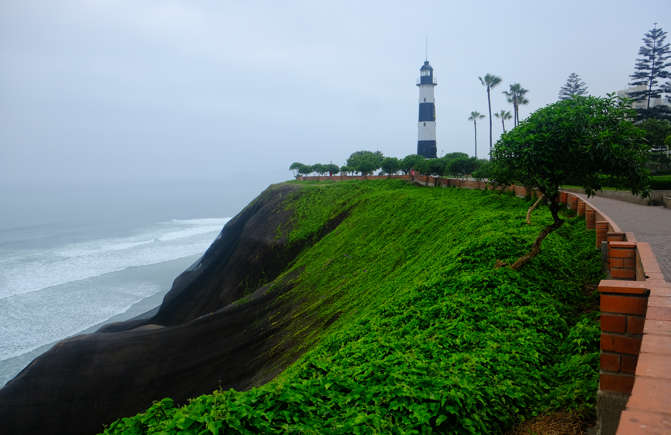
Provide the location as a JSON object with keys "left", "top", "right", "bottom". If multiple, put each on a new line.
{"left": 103, "top": 180, "right": 602, "bottom": 434}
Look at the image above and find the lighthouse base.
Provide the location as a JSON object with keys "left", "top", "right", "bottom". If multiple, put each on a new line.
{"left": 417, "top": 140, "right": 437, "bottom": 158}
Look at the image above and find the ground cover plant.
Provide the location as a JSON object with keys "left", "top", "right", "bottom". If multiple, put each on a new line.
{"left": 103, "top": 180, "right": 602, "bottom": 434}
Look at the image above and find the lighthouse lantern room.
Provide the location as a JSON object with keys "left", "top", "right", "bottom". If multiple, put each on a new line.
{"left": 417, "top": 60, "right": 437, "bottom": 158}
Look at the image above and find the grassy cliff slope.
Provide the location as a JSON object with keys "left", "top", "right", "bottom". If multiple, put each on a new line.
{"left": 104, "top": 180, "right": 602, "bottom": 434}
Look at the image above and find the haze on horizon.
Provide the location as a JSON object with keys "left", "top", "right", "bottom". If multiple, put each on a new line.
{"left": 1, "top": 0, "right": 669, "bottom": 226}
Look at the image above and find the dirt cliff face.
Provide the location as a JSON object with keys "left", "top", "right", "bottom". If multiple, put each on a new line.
{"left": 0, "top": 183, "right": 340, "bottom": 435}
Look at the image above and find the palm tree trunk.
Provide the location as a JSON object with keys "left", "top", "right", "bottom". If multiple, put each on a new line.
{"left": 473, "top": 119, "right": 477, "bottom": 158}
{"left": 487, "top": 87, "right": 492, "bottom": 151}
{"left": 513, "top": 100, "right": 520, "bottom": 127}
{"left": 501, "top": 117, "right": 506, "bottom": 133}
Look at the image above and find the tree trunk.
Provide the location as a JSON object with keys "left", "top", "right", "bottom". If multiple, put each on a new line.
{"left": 487, "top": 87, "right": 493, "bottom": 151}
{"left": 473, "top": 119, "right": 477, "bottom": 158}
{"left": 511, "top": 197, "right": 563, "bottom": 270}
{"left": 501, "top": 117, "right": 506, "bottom": 133}
{"left": 647, "top": 40, "right": 657, "bottom": 110}
{"left": 515, "top": 102, "right": 519, "bottom": 127}
{"left": 526, "top": 193, "right": 544, "bottom": 224}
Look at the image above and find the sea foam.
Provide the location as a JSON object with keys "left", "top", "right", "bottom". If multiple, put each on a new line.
{"left": 0, "top": 218, "right": 229, "bottom": 300}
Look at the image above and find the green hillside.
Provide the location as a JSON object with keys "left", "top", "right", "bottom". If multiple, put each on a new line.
{"left": 103, "top": 180, "right": 602, "bottom": 434}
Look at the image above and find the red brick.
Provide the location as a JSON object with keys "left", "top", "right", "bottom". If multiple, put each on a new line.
{"left": 585, "top": 209, "right": 595, "bottom": 229}
{"left": 610, "top": 269, "right": 636, "bottom": 279}
{"left": 601, "top": 294, "right": 648, "bottom": 315}
{"left": 596, "top": 223, "right": 609, "bottom": 247}
{"left": 611, "top": 258, "right": 625, "bottom": 268}
{"left": 611, "top": 241, "right": 637, "bottom": 248}
{"left": 609, "top": 248, "right": 636, "bottom": 258}
{"left": 600, "top": 373, "right": 635, "bottom": 393}
{"left": 601, "top": 352, "right": 621, "bottom": 372}
{"left": 611, "top": 258, "right": 635, "bottom": 269}
{"left": 598, "top": 280, "right": 649, "bottom": 295}
{"left": 601, "top": 314, "right": 627, "bottom": 333}
{"left": 601, "top": 333, "right": 642, "bottom": 355}
{"left": 627, "top": 316, "right": 645, "bottom": 334}
{"left": 608, "top": 232, "right": 626, "bottom": 241}
{"left": 621, "top": 354, "right": 637, "bottom": 373}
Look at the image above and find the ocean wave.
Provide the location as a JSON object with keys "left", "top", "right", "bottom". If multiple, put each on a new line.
{"left": 0, "top": 217, "right": 230, "bottom": 299}
{"left": 0, "top": 279, "right": 162, "bottom": 362}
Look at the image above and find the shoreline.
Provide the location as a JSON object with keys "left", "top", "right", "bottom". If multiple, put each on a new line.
{"left": 0, "top": 254, "right": 197, "bottom": 387}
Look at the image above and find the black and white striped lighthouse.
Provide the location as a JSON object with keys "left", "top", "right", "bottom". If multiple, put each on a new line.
{"left": 417, "top": 60, "right": 437, "bottom": 158}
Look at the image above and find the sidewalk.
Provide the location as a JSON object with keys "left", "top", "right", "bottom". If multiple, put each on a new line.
{"left": 576, "top": 194, "right": 671, "bottom": 281}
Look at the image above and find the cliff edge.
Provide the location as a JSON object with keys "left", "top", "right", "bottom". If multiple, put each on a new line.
{"left": 0, "top": 182, "right": 346, "bottom": 435}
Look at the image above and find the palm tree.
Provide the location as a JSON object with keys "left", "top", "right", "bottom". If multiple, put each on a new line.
{"left": 478, "top": 74, "right": 502, "bottom": 152}
{"left": 468, "top": 111, "right": 485, "bottom": 158}
{"left": 494, "top": 110, "right": 512, "bottom": 133}
{"left": 503, "top": 83, "right": 529, "bottom": 127}
{"left": 517, "top": 95, "right": 529, "bottom": 124}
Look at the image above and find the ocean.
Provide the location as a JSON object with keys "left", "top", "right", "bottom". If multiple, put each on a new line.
{"left": 0, "top": 216, "right": 230, "bottom": 387}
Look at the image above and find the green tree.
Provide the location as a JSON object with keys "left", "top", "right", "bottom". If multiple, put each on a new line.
{"left": 558, "top": 73, "right": 589, "bottom": 100}
{"left": 503, "top": 83, "right": 529, "bottom": 127}
{"left": 346, "top": 151, "right": 384, "bottom": 175}
{"left": 340, "top": 165, "right": 354, "bottom": 175}
{"left": 491, "top": 95, "right": 648, "bottom": 270}
{"left": 494, "top": 110, "right": 512, "bottom": 133}
{"left": 325, "top": 163, "right": 340, "bottom": 176}
{"left": 413, "top": 157, "right": 430, "bottom": 175}
{"left": 426, "top": 158, "right": 445, "bottom": 176}
{"left": 289, "top": 162, "right": 306, "bottom": 177}
{"left": 629, "top": 24, "right": 671, "bottom": 114}
{"left": 380, "top": 157, "right": 400, "bottom": 175}
{"left": 400, "top": 154, "right": 424, "bottom": 174}
{"left": 639, "top": 118, "right": 671, "bottom": 173}
{"left": 441, "top": 152, "right": 469, "bottom": 161}
{"left": 479, "top": 74, "right": 502, "bottom": 152}
{"left": 312, "top": 163, "right": 328, "bottom": 176}
{"left": 472, "top": 159, "right": 494, "bottom": 180}
{"left": 468, "top": 111, "right": 485, "bottom": 158}
{"left": 447, "top": 157, "right": 479, "bottom": 177}
{"left": 298, "top": 164, "right": 313, "bottom": 176}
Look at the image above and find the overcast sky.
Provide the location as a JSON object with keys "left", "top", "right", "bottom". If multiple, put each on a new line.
{"left": 1, "top": 1, "right": 670, "bottom": 222}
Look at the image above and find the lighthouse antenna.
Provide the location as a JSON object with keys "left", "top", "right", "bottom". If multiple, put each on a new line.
{"left": 425, "top": 36, "right": 428, "bottom": 61}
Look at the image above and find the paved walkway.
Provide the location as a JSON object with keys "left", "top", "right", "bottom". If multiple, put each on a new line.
{"left": 577, "top": 194, "right": 671, "bottom": 281}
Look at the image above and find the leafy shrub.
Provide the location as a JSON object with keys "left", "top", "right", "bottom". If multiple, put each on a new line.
{"left": 103, "top": 181, "right": 602, "bottom": 434}
{"left": 650, "top": 175, "right": 671, "bottom": 190}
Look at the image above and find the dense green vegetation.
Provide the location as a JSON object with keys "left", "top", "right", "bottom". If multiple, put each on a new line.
{"left": 290, "top": 151, "right": 490, "bottom": 178}
{"left": 651, "top": 174, "right": 671, "bottom": 189}
{"left": 563, "top": 175, "right": 671, "bottom": 192}
{"left": 103, "top": 180, "right": 602, "bottom": 434}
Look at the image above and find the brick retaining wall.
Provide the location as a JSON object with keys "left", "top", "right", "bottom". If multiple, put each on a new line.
{"left": 297, "top": 174, "right": 670, "bottom": 434}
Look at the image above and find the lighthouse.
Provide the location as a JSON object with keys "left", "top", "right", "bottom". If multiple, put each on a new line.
{"left": 417, "top": 60, "right": 437, "bottom": 158}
